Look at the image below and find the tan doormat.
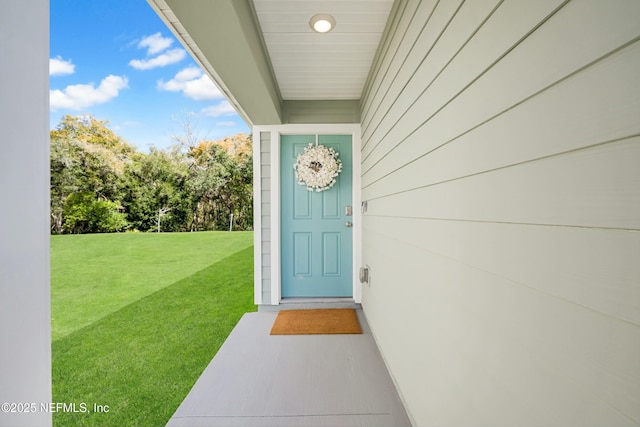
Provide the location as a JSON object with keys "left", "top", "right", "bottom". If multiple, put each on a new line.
{"left": 270, "top": 308, "right": 362, "bottom": 335}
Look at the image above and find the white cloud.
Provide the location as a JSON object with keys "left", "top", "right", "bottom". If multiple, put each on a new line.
{"left": 137, "top": 32, "right": 173, "bottom": 55}
{"left": 173, "top": 67, "right": 202, "bottom": 82}
{"left": 201, "top": 101, "right": 236, "bottom": 117}
{"left": 157, "top": 66, "right": 223, "bottom": 101}
{"left": 216, "top": 121, "right": 237, "bottom": 127}
{"left": 50, "top": 75, "right": 129, "bottom": 111}
{"left": 129, "top": 33, "right": 185, "bottom": 70}
{"left": 129, "top": 48, "right": 186, "bottom": 70}
{"left": 50, "top": 56, "right": 75, "bottom": 76}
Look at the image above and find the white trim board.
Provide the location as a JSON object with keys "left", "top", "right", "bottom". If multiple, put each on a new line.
{"left": 253, "top": 124, "right": 362, "bottom": 305}
{"left": 252, "top": 130, "right": 263, "bottom": 305}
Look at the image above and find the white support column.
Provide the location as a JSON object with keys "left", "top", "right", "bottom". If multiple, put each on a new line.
{"left": 0, "top": 1, "right": 52, "bottom": 426}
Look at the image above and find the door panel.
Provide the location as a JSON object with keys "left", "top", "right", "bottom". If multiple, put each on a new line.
{"left": 281, "top": 134, "right": 353, "bottom": 297}
{"left": 322, "top": 232, "right": 341, "bottom": 276}
{"left": 292, "top": 233, "right": 312, "bottom": 277}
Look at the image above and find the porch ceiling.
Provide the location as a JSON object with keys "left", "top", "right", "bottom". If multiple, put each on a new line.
{"left": 146, "top": 0, "right": 395, "bottom": 125}
{"left": 253, "top": 0, "right": 394, "bottom": 100}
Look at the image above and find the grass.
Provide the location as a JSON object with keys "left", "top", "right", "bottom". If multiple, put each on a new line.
{"left": 51, "top": 232, "right": 253, "bottom": 340}
{"left": 51, "top": 232, "right": 256, "bottom": 427}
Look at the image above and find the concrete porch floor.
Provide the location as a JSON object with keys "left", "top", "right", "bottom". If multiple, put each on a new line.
{"left": 166, "top": 309, "right": 411, "bottom": 427}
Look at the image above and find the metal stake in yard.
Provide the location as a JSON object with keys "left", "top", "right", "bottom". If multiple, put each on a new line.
{"left": 229, "top": 213, "right": 234, "bottom": 231}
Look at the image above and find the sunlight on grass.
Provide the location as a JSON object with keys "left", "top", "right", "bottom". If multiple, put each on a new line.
{"left": 50, "top": 231, "right": 252, "bottom": 340}
{"left": 51, "top": 233, "right": 255, "bottom": 427}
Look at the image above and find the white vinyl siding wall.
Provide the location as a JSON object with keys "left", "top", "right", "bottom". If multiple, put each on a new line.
{"left": 360, "top": 0, "right": 640, "bottom": 426}
{"left": 259, "top": 131, "right": 272, "bottom": 304}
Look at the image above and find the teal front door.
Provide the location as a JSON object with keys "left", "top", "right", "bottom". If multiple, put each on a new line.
{"left": 281, "top": 134, "right": 353, "bottom": 297}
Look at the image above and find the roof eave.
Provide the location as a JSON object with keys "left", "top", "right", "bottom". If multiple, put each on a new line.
{"left": 147, "top": 0, "right": 283, "bottom": 126}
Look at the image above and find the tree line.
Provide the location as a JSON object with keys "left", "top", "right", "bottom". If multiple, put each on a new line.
{"left": 50, "top": 115, "right": 253, "bottom": 234}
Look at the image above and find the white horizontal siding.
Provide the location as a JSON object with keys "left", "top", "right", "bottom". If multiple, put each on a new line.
{"left": 367, "top": 215, "right": 640, "bottom": 330}
{"left": 360, "top": 0, "right": 422, "bottom": 120}
{"left": 370, "top": 137, "right": 640, "bottom": 229}
{"left": 364, "top": 225, "right": 639, "bottom": 426}
{"left": 360, "top": 0, "right": 640, "bottom": 425}
{"left": 363, "top": 0, "right": 640, "bottom": 184}
{"left": 362, "top": 42, "right": 640, "bottom": 201}
{"left": 260, "top": 132, "right": 272, "bottom": 304}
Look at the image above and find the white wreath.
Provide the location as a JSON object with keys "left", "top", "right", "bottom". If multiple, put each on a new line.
{"left": 294, "top": 143, "right": 343, "bottom": 192}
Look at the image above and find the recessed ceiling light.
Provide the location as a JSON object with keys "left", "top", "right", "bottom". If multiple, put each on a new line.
{"left": 309, "top": 14, "right": 335, "bottom": 33}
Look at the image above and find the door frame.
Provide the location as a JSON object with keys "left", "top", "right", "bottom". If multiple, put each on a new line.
{"left": 253, "top": 124, "right": 362, "bottom": 305}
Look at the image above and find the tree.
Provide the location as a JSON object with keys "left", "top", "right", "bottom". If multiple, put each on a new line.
{"left": 121, "top": 147, "right": 190, "bottom": 232}
{"left": 50, "top": 114, "right": 253, "bottom": 233}
{"left": 170, "top": 111, "right": 208, "bottom": 152}
{"left": 50, "top": 133, "right": 82, "bottom": 234}
{"left": 63, "top": 192, "right": 128, "bottom": 234}
{"left": 50, "top": 115, "right": 135, "bottom": 234}
{"left": 187, "top": 134, "right": 253, "bottom": 231}
{"left": 188, "top": 142, "right": 231, "bottom": 230}
{"left": 216, "top": 133, "right": 253, "bottom": 230}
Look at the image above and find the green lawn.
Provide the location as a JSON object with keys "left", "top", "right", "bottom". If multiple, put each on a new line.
{"left": 51, "top": 232, "right": 256, "bottom": 427}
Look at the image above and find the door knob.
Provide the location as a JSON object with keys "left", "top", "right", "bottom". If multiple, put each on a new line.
{"left": 345, "top": 222, "right": 353, "bottom": 228}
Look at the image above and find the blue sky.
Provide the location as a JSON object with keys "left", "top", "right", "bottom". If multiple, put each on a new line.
{"left": 50, "top": 0, "right": 250, "bottom": 152}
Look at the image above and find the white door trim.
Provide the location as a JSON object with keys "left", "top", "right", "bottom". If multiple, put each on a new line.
{"left": 252, "top": 129, "right": 263, "bottom": 305}
{"left": 253, "top": 124, "right": 362, "bottom": 305}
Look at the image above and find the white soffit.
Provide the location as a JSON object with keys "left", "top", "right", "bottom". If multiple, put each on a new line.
{"left": 252, "top": 0, "right": 394, "bottom": 101}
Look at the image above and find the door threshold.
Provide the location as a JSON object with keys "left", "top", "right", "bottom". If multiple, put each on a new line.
{"left": 281, "top": 297, "right": 355, "bottom": 304}
{"left": 258, "top": 297, "right": 360, "bottom": 312}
